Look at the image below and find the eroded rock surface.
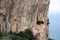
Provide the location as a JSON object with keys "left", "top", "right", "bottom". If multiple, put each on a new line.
{"left": 0, "top": 0, "right": 50, "bottom": 40}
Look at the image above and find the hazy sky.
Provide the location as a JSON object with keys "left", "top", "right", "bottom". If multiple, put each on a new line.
{"left": 49, "top": 0, "right": 60, "bottom": 13}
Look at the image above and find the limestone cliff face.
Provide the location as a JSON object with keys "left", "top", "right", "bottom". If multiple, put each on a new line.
{"left": 0, "top": 0, "right": 50, "bottom": 40}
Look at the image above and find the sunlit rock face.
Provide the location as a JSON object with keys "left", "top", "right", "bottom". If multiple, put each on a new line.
{"left": 0, "top": 0, "right": 50, "bottom": 40}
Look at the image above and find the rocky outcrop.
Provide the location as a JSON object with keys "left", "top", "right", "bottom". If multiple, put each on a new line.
{"left": 0, "top": 0, "right": 50, "bottom": 40}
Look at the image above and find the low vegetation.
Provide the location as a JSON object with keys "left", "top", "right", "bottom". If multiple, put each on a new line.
{"left": 0, "top": 29, "right": 35, "bottom": 40}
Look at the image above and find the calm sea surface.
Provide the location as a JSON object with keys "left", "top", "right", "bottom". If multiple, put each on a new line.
{"left": 48, "top": 13, "right": 60, "bottom": 40}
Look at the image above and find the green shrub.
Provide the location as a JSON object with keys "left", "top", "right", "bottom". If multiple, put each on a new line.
{"left": 0, "top": 29, "right": 35, "bottom": 40}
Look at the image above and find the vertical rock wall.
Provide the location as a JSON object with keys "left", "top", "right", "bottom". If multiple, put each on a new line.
{"left": 0, "top": 0, "right": 50, "bottom": 40}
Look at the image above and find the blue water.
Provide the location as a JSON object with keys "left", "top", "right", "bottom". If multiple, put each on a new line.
{"left": 48, "top": 13, "right": 60, "bottom": 40}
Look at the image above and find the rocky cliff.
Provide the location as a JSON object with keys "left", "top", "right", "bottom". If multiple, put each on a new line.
{"left": 0, "top": 0, "right": 50, "bottom": 40}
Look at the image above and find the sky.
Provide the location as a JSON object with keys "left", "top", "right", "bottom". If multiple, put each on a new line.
{"left": 49, "top": 0, "right": 60, "bottom": 13}
{"left": 48, "top": 0, "right": 60, "bottom": 40}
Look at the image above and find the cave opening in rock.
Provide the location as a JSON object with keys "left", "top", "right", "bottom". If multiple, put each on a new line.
{"left": 37, "top": 21, "right": 44, "bottom": 25}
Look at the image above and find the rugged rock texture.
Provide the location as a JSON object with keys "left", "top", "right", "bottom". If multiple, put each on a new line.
{"left": 0, "top": 0, "right": 50, "bottom": 40}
